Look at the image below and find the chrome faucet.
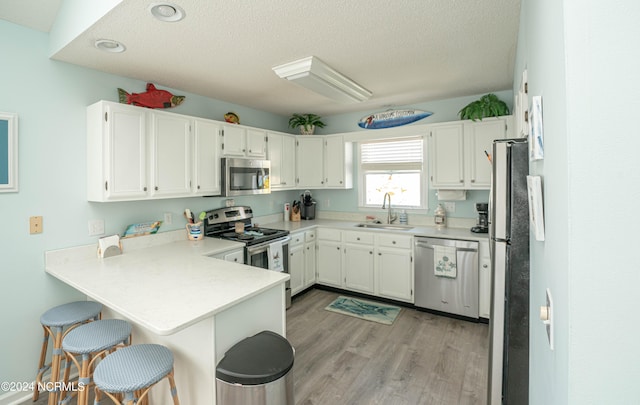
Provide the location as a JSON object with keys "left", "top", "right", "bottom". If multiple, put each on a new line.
{"left": 382, "top": 192, "right": 397, "bottom": 224}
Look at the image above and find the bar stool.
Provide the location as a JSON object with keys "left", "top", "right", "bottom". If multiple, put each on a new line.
{"left": 34, "top": 301, "right": 103, "bottom": 404}
{"left": 60, "top": 319, "right": 132, "bottom": 405}
{"left": 93, "top": 344, "right": 180, "bottom": 405}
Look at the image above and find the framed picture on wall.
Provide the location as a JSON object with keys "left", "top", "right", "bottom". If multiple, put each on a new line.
{"left": 529, "top": 96, "right": 544, "bottom": 160}
{"left": 0, "top": 112, "right": 18, "bottom": 193}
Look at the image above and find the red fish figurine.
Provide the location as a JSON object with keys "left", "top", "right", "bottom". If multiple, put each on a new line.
{"left": 118, "top": 83, "right": 185, "bottom": 108}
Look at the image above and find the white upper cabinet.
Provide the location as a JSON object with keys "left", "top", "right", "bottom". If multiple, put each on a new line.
{"left": 193, "top": 118, "right": 222, "bottom": 196}
{"left": 296, "top": 137, "right": 325, "bottom": 188}
{"left": 324, "top": 136, "right": 353, "bottom": 188}
{"left": 296, "top": 135, "right": 352, "bottom": 189}
{"left": 87, "top": 101, "right": 148, "bottom": 201}
{"left": 149, "top": 110, "right": 192, "bottom": 198}
{"left": 464, "top": 117, "right": 512, "bottom": 188}
{"left": 429, "top": 123, "right": 465, "bottom": 188}
{"left": 221, "top": 124, "right": 267, "bottom": 158}
{"left": 429, "top": 116, "right": 512, "bottom": 190}
{"left": 266, "top": 132, "right": 296, "bottom": 190}
{"left": 246, "top": 129, "right": 267, "bottom": 158}
{"left": 87, "top": 101, "right": 222, "bottom": 202}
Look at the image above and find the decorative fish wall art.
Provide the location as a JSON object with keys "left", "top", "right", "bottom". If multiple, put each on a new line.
{"left": 118, "top": 83, "right": 185, "bottom": 108}
{"left": 358, "top": 109, "right": 432, "bottom": 129}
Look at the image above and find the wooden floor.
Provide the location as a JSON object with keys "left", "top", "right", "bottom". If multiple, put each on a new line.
{"left": 33, "top": 288, "right": 488, "bottom": 405}
{"left": 287, "top": 289, "right": 489, "bottom": 405}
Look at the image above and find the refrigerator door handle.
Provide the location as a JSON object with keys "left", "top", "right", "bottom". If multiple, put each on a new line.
{"left": 492, "top": 141, "right": 509, "bottom": 241}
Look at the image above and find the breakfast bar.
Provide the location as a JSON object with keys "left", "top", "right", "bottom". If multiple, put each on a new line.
{"left": 45, "top": 234, "right": 290, "bottom": 404}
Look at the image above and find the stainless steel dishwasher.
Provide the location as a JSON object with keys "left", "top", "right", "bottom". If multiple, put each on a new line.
{"left": 414, "top": 237, "right": 479, "bottom": 318}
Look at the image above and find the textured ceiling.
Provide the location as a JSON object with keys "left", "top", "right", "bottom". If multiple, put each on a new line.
{"left": 1, "top": 0, "right": 521, "bottom": 117}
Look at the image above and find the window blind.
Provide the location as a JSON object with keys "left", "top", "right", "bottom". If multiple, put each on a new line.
{"left": 360, "top": 137, "right": 423, "bottom": 170}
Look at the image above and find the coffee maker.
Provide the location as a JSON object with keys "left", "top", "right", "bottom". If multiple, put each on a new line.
{"left": 300, "top": 190, "right": 316, "bottom": 220}
{"left": 471, "top": 203, "right": 489, "bottom": 233}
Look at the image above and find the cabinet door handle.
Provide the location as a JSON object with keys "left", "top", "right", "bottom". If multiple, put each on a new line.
{"left": 392, "top": 241, "right": 396, "bottom": 244}
{"left": 155, "top": 186, "right": 159, "bottom": 191}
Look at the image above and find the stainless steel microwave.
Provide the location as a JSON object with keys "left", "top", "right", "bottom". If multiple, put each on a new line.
{"left": 221, "top": 158, "right": 271, "bottom": 196}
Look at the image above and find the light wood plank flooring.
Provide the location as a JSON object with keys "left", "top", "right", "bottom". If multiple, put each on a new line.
{"left": 32, "top": 288, "right": 488, "bottom": 405}
{"left": 287, "top": 289, "right": 489, "bottom": 405}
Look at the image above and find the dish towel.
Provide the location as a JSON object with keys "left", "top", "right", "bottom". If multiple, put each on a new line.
{"left": 434, "top": 245, "right": 457, "bottom": 278}
{"left": 267, "top": 241, "right": 284, "bottom": 272}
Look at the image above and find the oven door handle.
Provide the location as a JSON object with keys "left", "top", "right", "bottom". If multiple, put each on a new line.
{"left": 246, "top": 236, "right": 291, "bottom": 255}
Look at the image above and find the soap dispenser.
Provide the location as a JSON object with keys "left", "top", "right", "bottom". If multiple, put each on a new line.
{"left": 434, "top": 204, "right": 446, "bottom": 230}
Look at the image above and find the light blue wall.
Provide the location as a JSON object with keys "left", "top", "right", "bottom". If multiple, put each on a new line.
{"left": 519, "top": 1, "right": 640, "bottom": 403}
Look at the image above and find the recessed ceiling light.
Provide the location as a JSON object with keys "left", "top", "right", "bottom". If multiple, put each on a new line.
{"left": 149, "top": 3, "right": 186, "bottom": 22}
{"left": 94, "top": 39, "right": 126, "bottom": 53}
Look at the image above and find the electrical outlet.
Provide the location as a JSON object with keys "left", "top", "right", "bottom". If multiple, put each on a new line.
{"left": 88, "top": 219, "right": 105, "bottom": 236}
{"left": 444, "top": 202, "right": 456, "bottom": 213}
{"left": 30, "top": 216, "right": 43, "bottom": 234}
{"left": 164, "top": 212, "right": 173, "bottom": 225}
{"left": 325, "top": 199, "right": 330, "bottom": 208}
{"left": 225, "top": 199, "right": 235, "bottom": 207}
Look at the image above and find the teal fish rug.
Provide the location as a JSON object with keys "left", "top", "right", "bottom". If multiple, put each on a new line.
{"left": 325, "top": 296, "right": 401, "bottom": 325}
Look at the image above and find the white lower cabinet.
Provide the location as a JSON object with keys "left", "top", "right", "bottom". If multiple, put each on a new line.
{"left": 343, "top": 232, "right": 375, "bottom": 294}
{"left": 290, "top": 230, "right": 317, "bottom": 296}
{"left": 376, "top": 234, "right": 414, "bottom": 303}
{"left": 316, "top": 228, "right": 343, "bottom": 288}
{"left": 210, "top": 248, "right": 245, "bottom": 264}
{"left": 304, "top": 231, "right": 317, "bottom": 288}
{"left": 479, "top": 240, "right": 491, "bottom": 319}
{"left": 316, "top": 228, "right": 414, "bottom": 303}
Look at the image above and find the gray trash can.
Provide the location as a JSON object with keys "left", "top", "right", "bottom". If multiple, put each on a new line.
{"left": 216, "top": 330, "right": 295, "bottom": 404}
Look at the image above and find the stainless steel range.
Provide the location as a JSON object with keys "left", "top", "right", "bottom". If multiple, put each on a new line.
{"left": 204, "top": 206, "right": 291, "bottom": 307}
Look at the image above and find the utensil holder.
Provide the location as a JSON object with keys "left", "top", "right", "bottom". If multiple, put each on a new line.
{"left": 186, "top": 222, "right": 203, "bottom": 241}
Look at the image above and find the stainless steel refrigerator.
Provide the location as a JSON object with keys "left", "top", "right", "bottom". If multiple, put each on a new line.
{"left": 487, "top": 138, "right": 530, "bottom": 405}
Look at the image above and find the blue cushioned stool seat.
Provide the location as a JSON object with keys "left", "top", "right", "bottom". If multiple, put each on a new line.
{"left": 40, "top": 301, "right": 103, "bottom": 327}
{"left": 34, "top": 301, "right": 103, "bottom": 405}
{"left": 61, "top": 319, "right": 132, "bottom": 405}
{"left": 93, "top": 344, "right": 180, "bottom": 405}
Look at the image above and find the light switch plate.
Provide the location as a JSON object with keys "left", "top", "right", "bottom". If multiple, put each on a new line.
{"left": 444, "top": 202, "right": 456, "bottom": 213}
{"left": 88, "top": 219, "right": 105, "bottom": 236}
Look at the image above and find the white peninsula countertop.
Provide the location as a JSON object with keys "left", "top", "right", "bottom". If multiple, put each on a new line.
{"left": 45, "top": 235, "right": 289, "bottom": 336}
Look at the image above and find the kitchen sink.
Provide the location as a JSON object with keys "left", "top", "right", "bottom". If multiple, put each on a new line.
{"left": 354, "top": 223, "right": 414, "bottom": 231}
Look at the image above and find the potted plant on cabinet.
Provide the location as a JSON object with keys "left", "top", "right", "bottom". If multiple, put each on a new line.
{"left": 288, "top": 113, "right": 326, "bottom": 135}
{"left": 458, "top": 93, "right": 510, "bottom": 121}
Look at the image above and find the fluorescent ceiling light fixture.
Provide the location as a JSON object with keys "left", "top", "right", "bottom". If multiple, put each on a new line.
{"left": 149, "top": 3, "right": 186, "bottom": 22}
{"left": 272, "top": 56, "right": 372, "bottom": 103}
{"left": 94, "top": 39, "right": 126, "bottom": 53}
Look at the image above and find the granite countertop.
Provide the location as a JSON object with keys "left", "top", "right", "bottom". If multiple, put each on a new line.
{"left": 45, "top": 237, "right": 289, "bottom": 336}
{"left": 265, "top": 219, "right": 490, "bottom": 243}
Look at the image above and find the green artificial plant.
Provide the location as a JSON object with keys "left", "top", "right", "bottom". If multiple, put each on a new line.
{"left": 458, "top": 93, "right": 510, "bottom": 121}
{"left": 288, "top": 113, "right": 326, "bottom": 134}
